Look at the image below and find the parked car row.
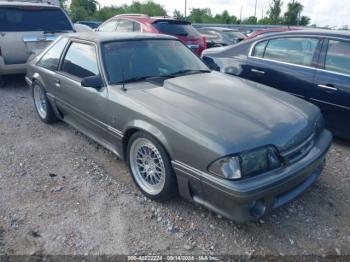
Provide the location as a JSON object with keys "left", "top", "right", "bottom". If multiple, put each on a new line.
{"left": 96, "top": 14, "right": 207, "bottom": 56}
{"left": 197, "top": 27, "right": 246, "bottom": 48}
{"left": 202, "top": 29, "right": 350, "bottom": 139}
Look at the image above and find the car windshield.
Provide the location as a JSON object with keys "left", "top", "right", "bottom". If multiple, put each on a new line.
{"left": 102, "top": 39, "right": 210, "bottom": 85}
{"left": 153, "top": 21, "right": 200, "bottom": 38}
{"left": 0, "top": 7, "right": 72, "bottom": 32}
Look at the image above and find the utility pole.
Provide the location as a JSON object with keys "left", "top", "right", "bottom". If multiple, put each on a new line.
{"left": 240, "top": 5, "right": 242, "bottom": 21}
{"left": 254, "top": 0, "right": 258, "bottom": 17}
{"left": 185, "top": 0, "right": 187, "bottom": 19}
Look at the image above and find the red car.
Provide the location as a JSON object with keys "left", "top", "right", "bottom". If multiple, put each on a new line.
{"left": 97, "top": 14, "right": 206, "bottom": 56}
{"left": 244, "top": 27, "right": 300, "bottom": 40}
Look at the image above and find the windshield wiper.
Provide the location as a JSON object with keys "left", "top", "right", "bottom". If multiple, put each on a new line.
{"left": 115, "top": 70, "right": 210, "bottom": 85}
{"left": 166, "top": 69, "right": 211, "bottom": 77}
{"left": 116, "top": 76, "right": 157, "bottom": 84}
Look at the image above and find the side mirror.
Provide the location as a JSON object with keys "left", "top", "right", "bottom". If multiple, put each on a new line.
{"left": 81, "top": 75, "right": 103, "bottom": 89}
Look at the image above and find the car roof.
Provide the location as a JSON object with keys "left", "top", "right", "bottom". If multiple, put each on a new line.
{"left": 0, "top": 1, "right": 58, "bottom": 7}
{"left": 113, "top": 15, "right": 189, "bottom": 24}
{"left": 78, "top": 20, "right": 101, "bottom": 23}
{"left": 199, "top": 27, "right": 238, "bottom": 32}
{"left": 64, "top": 32, "right": 177, "bottom": 43}
{"left": 257, "top": 29, "right": 350, "bottom": 40}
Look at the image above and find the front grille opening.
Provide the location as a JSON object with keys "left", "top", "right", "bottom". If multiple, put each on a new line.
{"left": 281, "top": 133, "right": 315, "bottom": 165}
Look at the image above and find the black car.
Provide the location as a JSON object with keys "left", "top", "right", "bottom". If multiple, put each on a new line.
{"left": 76, "top": 20, "right": 101, "bottom": 29}
{"left": 202, "top": 30, "right": 350, "bottom": 139}
{"left": 197, "top": 27, "right": 246, "bottom": 48}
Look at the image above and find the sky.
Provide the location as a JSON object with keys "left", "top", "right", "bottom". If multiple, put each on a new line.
{"left": 100, "top": 0, "right": 350, "bottom": 28}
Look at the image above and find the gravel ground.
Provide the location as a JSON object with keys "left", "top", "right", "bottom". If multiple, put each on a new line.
{"left": 0, "top": 76, "right": 350, "bottom": 257}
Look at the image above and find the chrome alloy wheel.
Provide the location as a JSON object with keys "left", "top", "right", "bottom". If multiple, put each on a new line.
{"left": 33, "top": 84, "right": 47, "bottom": 119}
{"left": 129, "top": 138, "right": 166, "bottom": 195}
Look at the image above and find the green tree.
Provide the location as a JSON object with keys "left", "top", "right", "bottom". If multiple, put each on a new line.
{"left": 70, "top": 0, "right": 98, "bottom": 22}
{"left": 299, "top": 15, "right": 310, "bottom": 26}
{"left": 125, "top": 1, "right": 167, "bottom": 16}
{"left": 92, "top": 1, "right": 167, "bottom": 21}
{"left": 258, "top": 17, "right": 272, "bottom": 24}
{"left": 267, "top": 0, "right": 283, "bottom": 24}
{"left": 215, "top": 10, "right": 237, "bottom": 24}
{"left": 59, "top": 0, "right": 67, "bottom": 9}
{"left": 242, "top": 16, "right": 258, "bottom": 24}
{"left": 93, "top": 6, "right": 124, "bottom": 21}
{"left": 187, "top": 8, "right": 237, "bottom": 24}
{"left": 283, "top": 0, "right": 307, "bottom": 25}
{"left": 188, "top": 8, "right": 213, "bottom": 23}
{"left": 173, "top": 9, "right": 185, "bottom": 20}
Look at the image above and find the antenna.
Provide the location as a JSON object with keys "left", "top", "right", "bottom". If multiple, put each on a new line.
{"left": 117, "top": 51, "right": 127, "bottom": 91}
{"left": 121, "top": 69, "right": 126, "bottom": 91}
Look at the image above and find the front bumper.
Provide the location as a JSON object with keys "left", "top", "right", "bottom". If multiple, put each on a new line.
{"left": 173, "top": 130, "right": 332, "bottom": 222}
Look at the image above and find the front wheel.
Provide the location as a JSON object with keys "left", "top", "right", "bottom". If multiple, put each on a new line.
{"left": 127, "top": 131, "right": 177, "bottom": 201}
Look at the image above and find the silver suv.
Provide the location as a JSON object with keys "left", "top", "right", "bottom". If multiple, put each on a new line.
{"left": 0, "top": 0, "right": 74, "bottom": 86}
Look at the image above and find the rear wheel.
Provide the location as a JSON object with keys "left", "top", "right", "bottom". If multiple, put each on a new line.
{"left": 32, "top": 81, "right": 57, "bottom": 124}
{"left": 127, "top": 131, "right": 177, "bottom": 201}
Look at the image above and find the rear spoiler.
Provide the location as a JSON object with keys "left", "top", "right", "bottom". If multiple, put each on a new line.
{"left": 152, "top": 19, "right": 191, "bottom": 25}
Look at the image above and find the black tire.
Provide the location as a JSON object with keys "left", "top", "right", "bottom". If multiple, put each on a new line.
{"left": 127, "top": 131, "right": 177, "bottom": 201}
{"left": 32, "top": 81, "right": 58, "bottom": 124}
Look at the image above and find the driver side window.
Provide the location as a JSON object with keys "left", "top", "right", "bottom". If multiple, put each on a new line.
{"left": 61, "top": 42, "right": 99, "bottom": 79}
{"left": 253, "top": 37, "right": 319, "bottom": 67}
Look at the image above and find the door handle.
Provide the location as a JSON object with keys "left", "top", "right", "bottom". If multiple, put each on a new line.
{"left": 251, "top": 68, "right": 265, "bottom": 75}
{"left": 54, "top": 79, "right": 60, "bottom": 87}
{"left": 317, "top": 84, "right": 338, "bottom": 91}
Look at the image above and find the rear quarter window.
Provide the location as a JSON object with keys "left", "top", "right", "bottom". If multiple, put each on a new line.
{"left": 325, "top": 40, "right": 350, "bottom": 75}
{"left": 0, "top": 6, "right": 72, "bottom": 32}
{"left": 37, "top": 37, "right": 68, "bottom": 70}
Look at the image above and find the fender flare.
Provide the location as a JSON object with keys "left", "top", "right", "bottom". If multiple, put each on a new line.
{"left": 122, "top": 120, "right": 174, "bottom": 160}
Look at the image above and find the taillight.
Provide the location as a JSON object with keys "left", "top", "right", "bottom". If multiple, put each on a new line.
{"left": 202, "top": 36, "right": 207, "bottom": 49}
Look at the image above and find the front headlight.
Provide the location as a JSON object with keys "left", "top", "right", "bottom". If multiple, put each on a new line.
{"left": 208, "top": 156, "right": 242, "bottom": 180}
{"left": 208, "top": 146, "right": 281, "bottom": 180}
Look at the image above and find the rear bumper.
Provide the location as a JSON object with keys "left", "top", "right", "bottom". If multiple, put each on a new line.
{"left": 0, "top": 57, "right": 27, "bottom": 75}
{"left": 173, "top": 130, "right": 332, "bottom": 222}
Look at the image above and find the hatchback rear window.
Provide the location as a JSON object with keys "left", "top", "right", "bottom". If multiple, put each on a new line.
{"left": 153, "top": 21, "right": 200, "bottom": 38}
{"left": 0, "top": 7, "right": 72, "bottom": 32}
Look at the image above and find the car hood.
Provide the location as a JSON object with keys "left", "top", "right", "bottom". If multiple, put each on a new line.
{"left": 126, "top": 72, "right": 320, "bottom": 155}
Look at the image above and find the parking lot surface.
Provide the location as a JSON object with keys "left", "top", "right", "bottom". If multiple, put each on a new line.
{"left": 0, "top": 76, "right": 350, "bottom": 256}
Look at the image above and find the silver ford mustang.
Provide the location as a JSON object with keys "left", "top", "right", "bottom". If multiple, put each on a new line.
{"left": 25, "top": 32, "right": 332, "bottom": 222}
